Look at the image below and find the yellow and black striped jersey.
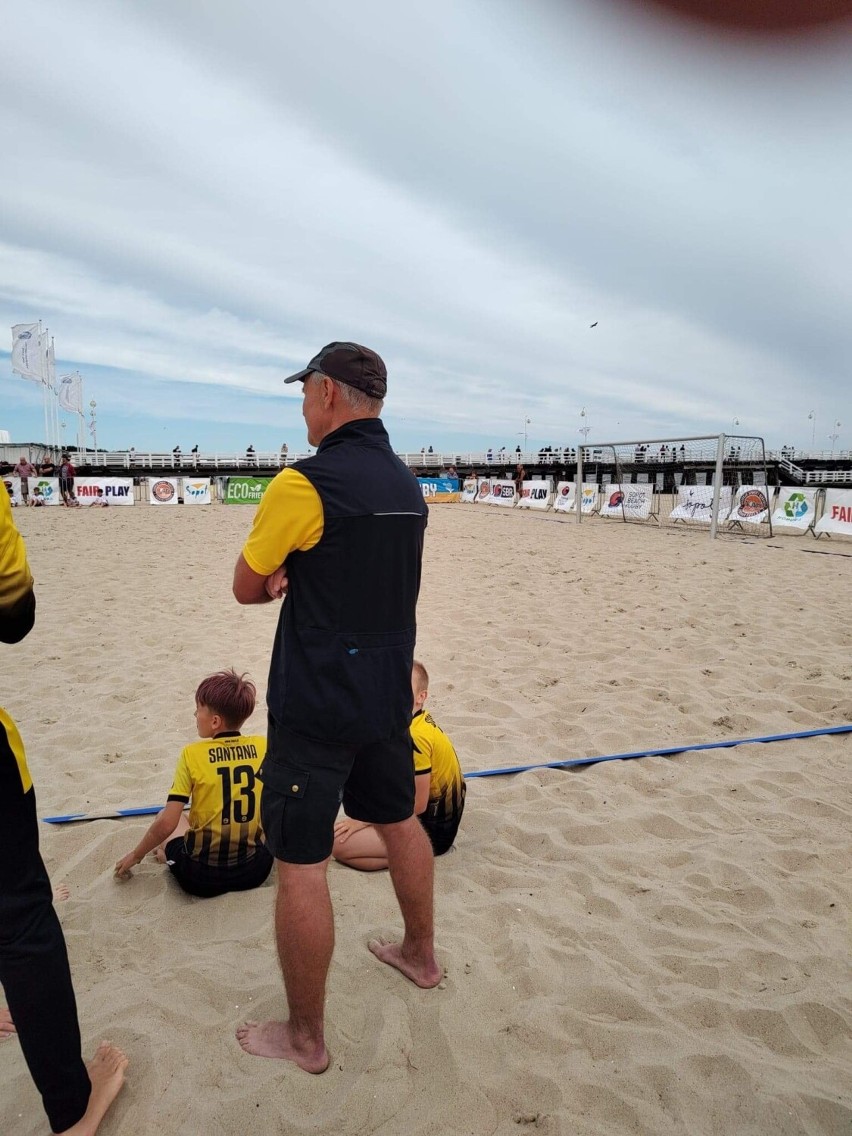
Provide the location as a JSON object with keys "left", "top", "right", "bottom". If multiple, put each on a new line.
{"left": 168, "top": 732, "right": 267, "bottom": 867}
{"left": 411, "top": 709, "right": 465, "bottom": 831}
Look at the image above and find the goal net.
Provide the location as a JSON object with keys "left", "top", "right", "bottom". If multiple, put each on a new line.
{"left": 576, "top": 434, "right": 772, "bottom": 538}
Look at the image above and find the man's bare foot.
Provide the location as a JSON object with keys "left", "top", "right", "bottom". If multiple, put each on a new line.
{"left": 368, "top": 937, "right": 442, "bottom": 988}
{"left": 60, "top": 1042, "right": 128, "bottom": 1136}
{"left": 235, "top": 1020, "right": 329, "bottom": 1074}
{"left": 53, "top": 883, "right": 70, "bottom": 903}
{"left": 0, "top": 1007, "right": 15, "bottom": 1039}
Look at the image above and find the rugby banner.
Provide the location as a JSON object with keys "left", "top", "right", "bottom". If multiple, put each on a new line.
{"left": 76, "top": 478, "right": 134, "bottom": 505}
{"left": 815, "top": 489, "right": 852, "bottom": 537}
{"left": 461, "top": 478, "right": 477, "bottom": 503}
{"left": 670, "top": 485, "right": 732, "bottom": 524}
{"left": 2, "top": 476, "right": 23, "bottom": 506}
{"left": 224, "top": 476, "right": 273, "bottom": 505}
{"left": 728, "top": 485, "right": 770, "bottom": 525}
{"left": 182, "top": 477, "right": 211, "bottom": 505}
{"left": 488, "top": 479, "right": 517, "bottom": 507}
{"left": 771, "top": 487, "right": 817, "bottom": 532}
{"left": 600, "top": 483, "right": 653, "bottom": 520}
{"left": 148, "top": 478, "right": 180, "bottom": 505}
{"left": 417, "top": 477, "right": 459, "bottom": 503}
{"left": 517, "top": 479, "right": 552, "bottom": 510}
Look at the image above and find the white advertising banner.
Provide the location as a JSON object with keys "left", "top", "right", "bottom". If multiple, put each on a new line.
{"left": 771, "top": 487, "right": 818, "bottom": 532}
{"left": 2, "top": 476, "right": 23, "bottom": 506}
{"left": 28, "top": 477, "right": 61, "bottom": 505}
{"left": 148, "top": 477, "right": 180, "bottom": 505}
{"left": 670, "top": 485, "right": 732, "bottom": 524}
{"left": 580, "top": 485, "right": 598, "bottom": 514}
{"left": 517, "top": 479, "right": 552, "bottom": 509}
{"left": 553, "top": 482, "right": 575, "bottom": 512}
{"left": 600, "top": 483, "right": 653, "bottom": 520}
{"left": 475, "top": 478, "right": 492, "bottom": 504}
{"left": 728, "top": 485, "right": 771, "bottom": 525}
{"left": 815, "top": 489, "right": 852, "bottom": 537}
{"left": 75, "top": 478, "right": 135, "bottom": 506}
{"left": 461, "top": 478, "right": 477, "bottom": 503}
{"left": 488, "top": 479, "right": 517, "bottom": 507}
{"left": 182, "top": 477, "right": 212, "bottom": 505}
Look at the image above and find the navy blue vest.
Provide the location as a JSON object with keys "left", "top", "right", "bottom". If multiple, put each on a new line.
{"left": 267, "top": 418, "right": 428, "bottom": 744}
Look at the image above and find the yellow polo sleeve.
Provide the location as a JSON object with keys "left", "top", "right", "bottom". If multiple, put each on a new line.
{"left": 241, "top": 468, "right": 324, "bottom": 576}
{"left": 0, "top": 489, "right": 34, "bottom": 611}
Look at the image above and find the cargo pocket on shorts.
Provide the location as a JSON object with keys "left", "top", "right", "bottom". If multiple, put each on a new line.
{"left": 257, "top": 761, "right": 310, "bottom": 799}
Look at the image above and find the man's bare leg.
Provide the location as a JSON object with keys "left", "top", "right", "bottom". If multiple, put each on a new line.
{"left": 0, "top": 1006, "right": 15, "bottom": 1039}
{"left": 59, "top": 1042, "right": 128, "bottom": 1136}
{"left": 369, "top": 816, "right": 441, "bottom": 988}
{"left": 235, "top": 860, "right": 331, "bottom": 1073}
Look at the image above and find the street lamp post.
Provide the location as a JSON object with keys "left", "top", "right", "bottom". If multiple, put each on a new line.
{"left": 89, "top": 400, "right": 98, "bottom": 452}
{"left": 518, "top": 416, "right": 531, "bottom": 452}
{"left": 807, "top": 410, "right": 816, "bottom": 452}
{"left": 829, "top": 420, "right": 841, "bottom": 457}
{"left": 731, "top": 416, "right": 739, "bottom": 433}
{"left": 579, "top": 407, "right": 591, "bottom": 444}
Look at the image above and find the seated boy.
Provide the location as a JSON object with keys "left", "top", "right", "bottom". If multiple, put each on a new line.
{"left": 332, "top": 660, "right": 466, "bottom": 871}
{"left": 115, "top": 669, "right": 273, "bottom": 898}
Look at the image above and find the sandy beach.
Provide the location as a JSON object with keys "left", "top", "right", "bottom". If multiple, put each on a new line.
{"left": 2, "top": 503, "right": 850, "bottom": 1135}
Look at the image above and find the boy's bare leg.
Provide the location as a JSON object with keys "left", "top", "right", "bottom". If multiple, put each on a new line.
{"left": 60, "top": 1042, "right": 128, "bottom": 1136}
{"left": 0, "top": 1006, "right": 15, "bottom": 1039}
{"left": 368, "top": 816, "right": 442, "bottom": 988}
{"left": 332, "top": 825, "right": 389, "bottom": 871}
{"left": 235, "top": 860, "right": 331, "bottom": 1074}
{"left": 153, "top": 814, "right": 189, "bottom": 863}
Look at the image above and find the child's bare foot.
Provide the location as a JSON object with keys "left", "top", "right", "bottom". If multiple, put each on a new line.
{"left": 368, "top": 937, "right": 442, "bottom": 988}
{"left": 53, "top": 883, "right": 70, "bottom": 903}
{"left": 0, "top": 1007, "right": 15, "bottom": 1039}
{"left": 235, "top": 1020, "right": 329, "bottom": 1073}
{"left": 60, "top": 1042, "right": 128, "bottom": 1135}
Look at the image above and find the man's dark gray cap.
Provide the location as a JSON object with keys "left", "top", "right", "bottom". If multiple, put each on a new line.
{"left": 283, "top": 342, "right": 387, "bottom": 399}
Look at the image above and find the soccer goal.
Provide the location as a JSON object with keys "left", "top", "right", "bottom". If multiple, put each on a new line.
{"left": 576, "top": 433, "right": 773, "bottom": 539}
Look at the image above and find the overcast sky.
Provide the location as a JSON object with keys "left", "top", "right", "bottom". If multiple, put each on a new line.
{"left": 1, "top": 0, "right": 850, "bottom": 455}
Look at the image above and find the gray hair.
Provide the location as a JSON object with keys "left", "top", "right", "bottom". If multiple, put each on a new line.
{"left": 310, "top": 371, "right": 383, "bottom": 416}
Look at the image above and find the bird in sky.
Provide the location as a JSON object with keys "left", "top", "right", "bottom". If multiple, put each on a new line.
{"left": 589, "top": 321, "right": 598, "bottom": 328}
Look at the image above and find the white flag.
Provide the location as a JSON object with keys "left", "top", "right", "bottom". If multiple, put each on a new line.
{"left": 59, "top": 373, "right": 83, "bottom": 413}
{"left": 11, "top": 323, "right": 45, "bottom": 382}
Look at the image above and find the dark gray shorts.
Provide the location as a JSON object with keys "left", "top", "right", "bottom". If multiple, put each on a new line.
{"left": 258, "top": 716, "right": 415, "bottom": 865}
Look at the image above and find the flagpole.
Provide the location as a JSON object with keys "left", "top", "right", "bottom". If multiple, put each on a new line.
{"left": 39, "top": 321, "right": 51, "bottom": 449}
{"left": 77, "top": 373, "right": 85, "bottom": 453}
{"left": 49, "top": 336, "right": 60, "bottom": 454}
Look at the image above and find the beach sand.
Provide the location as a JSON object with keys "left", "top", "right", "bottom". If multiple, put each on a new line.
{"left": 2, "top": 504, "right": 850, "bottom": 1135}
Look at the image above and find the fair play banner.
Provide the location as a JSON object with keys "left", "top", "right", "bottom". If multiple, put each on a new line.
{"left": 3, "top": 476, "right": 23, "bottom": 506}
{"left": 815, "top": 489, "right": 852, "bottom": 537}
{"left": 670, "top": 485, "right": 732, "bottom": 524}
{"left": 148, "top": 477, "right": 180, "bottom": 505}
{"left": 517, "top": 479, "right": 552, "bottom": 510}
{"left": 600, "top": 483, "right": 653, "bottom": 520}
{"left": 76, "top": 478, "right": 135, "bottom": 506}
{"left": 182, "top": 477, "right": 212, "bottom": 505}
{"left": 475, "top": 478, "right": 492, "bottom": 504}
{"left": 29, "top": 477, "right": 61, "bottom": 505}
{"left": 728, "top": 485, "right": 770, "bottom": 525}
{"left": 489, "top": 479, "right": 517, "bottom": 507}
{"left": 771, "top": 487, "right": 817, "bottom": 532}
{"left": 461, "top": 478, "right": 477, "bottom": 503}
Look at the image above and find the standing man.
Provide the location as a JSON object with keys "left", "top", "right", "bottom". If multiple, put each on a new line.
{"left": 58, "top": 452, "right": 76, "bottom": 506}
{"left": 232, "top": 342, "right": 439, "bottom": 1074}
{"left": 12, "top": 455, "right": 37, "bottom": 504}
{"left": 0, "top": 483, "right": 128, "bottom": 1132}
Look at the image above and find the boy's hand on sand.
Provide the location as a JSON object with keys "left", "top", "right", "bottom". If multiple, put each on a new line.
{"left": 333, "top": 818, "right": 370, "bottom": 845}
{"left": 264, "top": 566, "right": 288, "bottom": 600}
{"left": 114, "top": 854, "right": 139, "bottom": 880}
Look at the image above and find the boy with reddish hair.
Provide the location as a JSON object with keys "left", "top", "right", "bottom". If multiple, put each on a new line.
{"left": 115, "top": 669, "right": 273, "bottom": 897}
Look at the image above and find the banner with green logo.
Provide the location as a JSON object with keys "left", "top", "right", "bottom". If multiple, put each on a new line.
{"left": 224, "top": 476, "right": 274, "bottom": 504}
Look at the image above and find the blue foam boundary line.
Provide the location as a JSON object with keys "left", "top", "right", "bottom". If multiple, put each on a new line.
{"left": 464, "top": 724, "right": 852, "bottom": 779}
{"left": 42, "top": 724, "right": 851, "bottom": 823}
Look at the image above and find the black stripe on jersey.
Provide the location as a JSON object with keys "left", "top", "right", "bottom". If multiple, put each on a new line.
{"left": 198, "top": 827, "right": 213, "bottom": 863}
{"left": 235, "top": 825, "right": 251, "bottom": 865}
{"left": 217, "top": 826, "right": 232, "bottom": 869}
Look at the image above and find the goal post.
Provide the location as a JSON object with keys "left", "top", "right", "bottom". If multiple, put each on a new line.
{"left": 576, "top": 433, "right": 772, "bottom": 539}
